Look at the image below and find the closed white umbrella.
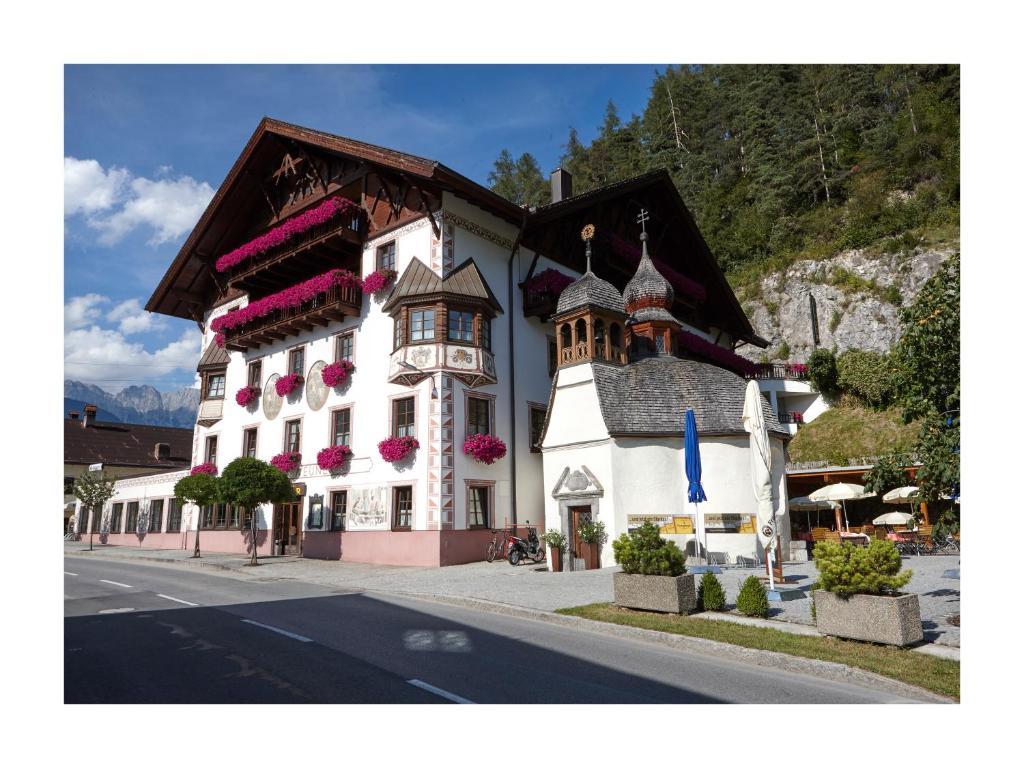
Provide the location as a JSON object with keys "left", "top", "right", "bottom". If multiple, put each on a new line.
{"left": 809, "top": 483, "right": 876, "bottom": 532}
{"left": 742, "top": 380, "right": 777, "bottom": 589}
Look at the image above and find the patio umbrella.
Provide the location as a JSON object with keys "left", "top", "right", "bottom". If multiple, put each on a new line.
{"left": 742, "top": 380, "right": 777, "bottom": 589}
{"left": 873, "top": 511, "right": 914, "bottom": 526}
{"left": 684, "top": 409, "right": 708, "bottom": 565}
{"left": 883, "top": 486, "right": 920, "bottom": 524}
{"left": 789, "top": 495, "right": 833, "bottom": 531}
{"left": 808, "top": 483, "right": 876, "bottom": 532}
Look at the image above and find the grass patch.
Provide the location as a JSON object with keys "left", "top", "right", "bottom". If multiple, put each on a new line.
{"left": 556, "top": 603, "right": 958, "bottom": 700}
{"left": 787, "top": 402, "right": 920, "bottom": 464}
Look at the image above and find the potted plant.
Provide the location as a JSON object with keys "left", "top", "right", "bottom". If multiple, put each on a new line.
{"left": 578, "top": 519, "right": 607, "bottom": 570}
{"left": 811, "top": 539, "right": 921, "bottom": 646}
{"left": 463, "top": 434, "right": 507, "bottom": 465}
{"left": 611, "top": 522, "right": 695, "bottom": 613}
{"left": 362, "top": 268, "right": 397, "bottom": 295}
{"left": 378, "top": 435, "right": 419, "bottom": 463}
{"left": 190, "top": 462, "right": 218, "bottom": 476}
{"left": 235, "top": 385, "right": 260, "bottom": 407}
{"left": 317, "top": 444, "right": 352, "bottom": 472}
{"left": 541, "top": 529, "right": 567, "bottom": 572}
{"left": 321, "top": 360, "right": 355, "bottom": 388}
{"left": 270, "top": 451, "right": 302, "bottom": 474}
{"left": 275, "top": 373, "right": 303, "bottom": 397}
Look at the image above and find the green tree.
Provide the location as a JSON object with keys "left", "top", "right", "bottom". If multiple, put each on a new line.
{"left": 174, "top": 472, "right": 221, "bottom": 558}
{"left": 863, "top": 450, "right": 910, "bottom": 496}
{"left": 915, "top": 413, "right": 959, "bottom": 503}
{"left": 487, "top": 150, "right": 550, "bottom": 208}
{"left": 219, "top": 458, "right": 296, "bottom": 565}
{"left": 73, "top": 471, "right": 117, "bottom": 552}
{"left": 807, "top": 347, "right": 839, "bottom": 400}
{"left": 836, "top": 348, "right": 897, "bottom": 408}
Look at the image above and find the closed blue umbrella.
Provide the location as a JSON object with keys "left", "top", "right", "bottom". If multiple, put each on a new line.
{"left": 685, "top": 409, "right": 708, "bottom": 565}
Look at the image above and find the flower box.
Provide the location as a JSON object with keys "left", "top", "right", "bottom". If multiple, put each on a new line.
{"left": 463, "top": 434, "right": 507, "bottom": 465}
{"left": 235, "top": 386, "right": 260, "bottom": 407}
{"left": 378, "top": 436, "right": 419, "bottom": 463}
{"left": 812, "top": 590, "right": 923, "bottom": 646}
{"left": 275, "top": 373, "right": 303, "bottom": 397}
{"left": 321, "top": 360, "right": 355, "bottom": 388}
{"left": 190, "top": 463, "right": 218, "bottom": 476}
{"left": 549, "top": 546, "right": 563, "bottom": 573}
{"left": 317, "top": 444, "right": 352, "bottom": 471}
{"left": 613, "top": 573, "right": 697, "bottom": 614}
{"left": 362, "top": 268, "right": 397, "bottom": 295}
{"left": 270, "top": 452, "right": 302, "bottom": 473}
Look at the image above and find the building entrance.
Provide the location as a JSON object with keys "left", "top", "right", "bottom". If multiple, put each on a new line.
{"left": 274, "top": 503, "right": 302, "bottom": 556}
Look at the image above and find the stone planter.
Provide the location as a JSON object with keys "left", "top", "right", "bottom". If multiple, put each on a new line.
{"left": 550, "top": 547, "right": 563, "bottom": 573}
{"left": 812, "top": 590, "right": 923, "bottom": 646}
{"left": 613, "top": 572, "right": 697, "bottom": 614}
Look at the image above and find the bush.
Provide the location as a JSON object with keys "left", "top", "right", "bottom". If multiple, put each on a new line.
{"left": 813, "top": 540, "right": 913, "bottom": 598}
{"left": 541, "top": 529, "right": 567, "bottom": 550}
{"left": 736, "top": 576, "right": 769, "bottom": 617}
{"left": 698, "top": 572, "right": 726, "bottom": 611}
{"left": 807, "top": 348, "right": 839, "bottom": 398}
{"left": 611, "top": 522, "right": 686, "bottom": 576}
{"left": 837, "top": 348, "right": 896, "bottom": 408}
{"left": 579, "top": 520, "right": 608, "bottom": 546}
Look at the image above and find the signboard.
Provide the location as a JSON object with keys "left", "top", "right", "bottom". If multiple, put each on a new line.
{"left": 346, "top": 485, "right": 390, "bottom": 530}
{"left": 307, "top": 494, "right": 323, "bottom": 530}
{"left": 660, "top": 516, "right": 695, "bottom": 535}
{"left": 88, "top": 463, "right": 103, "bottom": 472}
{"left": 292, "top": 483, "right": 306, "bottom": 497}
{"left": 626, "top": 514, "right": 675, "bottom": 533}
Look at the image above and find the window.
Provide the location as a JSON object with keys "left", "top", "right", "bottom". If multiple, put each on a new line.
{"left": 467, "top": 485, "right": 490, "bottom": 529}
{"left": 335, "top": 332, "right": 354, "bottom": 363}
{"left": 330, "top": 491, "right": 347, "bottom": 531}
{"left": 480, "top": 318, "right": 491, "bottom": 350}
{"left": 125, "top": 501, "right": 140, "bottom": 533}
{"left": 147, "top": 499, "right": 164, "bottom": 533}
{"left": 392, "top": 486, "right": 413, "bottom": 530}
{"left": 529, "top": 405, "right": 547, "bottom": 452}
{"left": 243, "top": 428, "right": 258, "bottom": 459}
{"left": 215, "top": 503, "right": 227, "bottom": 528}
{"left": 332, "top": 408, "right": 352, "bottom": 447}
{"left": 248, "top": 360, "right": 262, "bottom": 389}
{"left": 376, "top": 241, "right": 396, "bottom": 271}
{"left": 410, "top": 308, "right": 435, "bottom": 342}
{"left": 92, "top": 507, "right": 105, "bottom": 534}
{"left": 110, "top": 502, "right": 123, "bottom": 534}
{"left": 201, "top": 505, "right": 214, "bottom": 529}
{"left": 393, "top": 397, "right": 415, "bottom": 438}
{"left": 228, "top": 504, "right": 240, "bottom": 529}
{"left": 205, "top": 435, "right": 218, "bottom": 465}
{"left": 393, "top": 315, "right": 403, "bottom": 351}
{"left": 448, "top": 310, "right": 474, "bottom": 342}
{"left": 467, "top": 396, "right": 490, "bottom": 436}
{"left": 285, "top": 420, "right": 301, "bottom": 453}
{"left": 205, "top": 373, "right": 225, "bottom": 399}
{"left": 167, "top": 499, "right": 182, "bottom": 533}
{"left": 288, "top": 347, "right": 305, "bottom": 377}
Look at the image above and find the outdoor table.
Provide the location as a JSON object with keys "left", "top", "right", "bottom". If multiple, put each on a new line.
{"left": 839, "top": 532, "right": 870, "bottom": 546}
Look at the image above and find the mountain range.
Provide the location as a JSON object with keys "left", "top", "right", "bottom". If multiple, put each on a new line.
{"left": 64, "top": 380, "right": 199, "bottom": 428}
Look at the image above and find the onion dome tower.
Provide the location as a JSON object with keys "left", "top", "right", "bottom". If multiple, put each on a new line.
{"left": 551, "top": 224, "right": 627, "bottom": 369}
{"left": 623, "top": 210, "right": 682, "bottom": 359}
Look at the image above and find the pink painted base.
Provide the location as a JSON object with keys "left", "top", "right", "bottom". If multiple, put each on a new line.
{"left": 97, "top": 530, "right": 273, "bottom": 556}
{"left": 303, "top": 528, "right": 497, "bottom": 567}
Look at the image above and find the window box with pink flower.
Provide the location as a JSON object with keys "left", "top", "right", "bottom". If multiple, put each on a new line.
{"left": 463, "top": 434, "right": 507, "bottom": 465}
{"left": 317, "top": 445, "right": 353, "bottom": 472}
{"left": 235, "top": 386, "right": 260, "bottom": 407}
{"left": 190, "top": 463, "right": 218, "bottom": 476}
{"left": 275, "top": 373, "right": 303, "bottom": 397}
{"left": 378, "top": 436, "right": 419, "bottom": 463}
{"left": 362, "top": 268, "right": 397, "bottom": 295}
{"left": 270, "top": 452, "right": 302, "bottom": 474}
{"left": 321, "top": 360, "right": 355, "bottom": 388}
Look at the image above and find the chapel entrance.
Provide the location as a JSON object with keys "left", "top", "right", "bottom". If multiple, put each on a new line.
{"left": 274, "top": 503, "right": 302, "bottom": 556}
{"left": 569, "top": 505, "right": 597, "bottom": 570}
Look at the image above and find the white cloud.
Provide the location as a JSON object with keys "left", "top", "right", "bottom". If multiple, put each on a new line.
{"left": 107, "top": 298, "right": 165, "bottom": 335}
{"left": 64, "top": 326, "right": 201, "bottom": 390}
{"left": 64, "top": 156, "right": 214, "bottom": 247}
{"left": 64, "top": 293, "right": 109, "bottom": 330}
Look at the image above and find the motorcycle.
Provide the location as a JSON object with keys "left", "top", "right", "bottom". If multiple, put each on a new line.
{"left": 507, "top": 523, "right": 546, "bottom": 566}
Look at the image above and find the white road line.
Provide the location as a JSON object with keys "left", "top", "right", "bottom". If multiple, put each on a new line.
{"left": 406, "top": 679, "right": 475, "bottom": 704}
{"left": 64, "top": 571, "right": 78, "bottom": 576}
{"left": 157, "top": 594, "right": 199, "bottom": 607}
{"left": 240, "top": 619, "right": 313, "bottom": 643}
{"left": 98, "top": 607, "right": 136, "bottom": 614}
{"left": 99, "top": 579, "right": 134, "bottom": 589}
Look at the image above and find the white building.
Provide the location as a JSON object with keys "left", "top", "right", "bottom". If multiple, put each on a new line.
{"left": 89, "top": 118, "right": 773, "bottom": 567}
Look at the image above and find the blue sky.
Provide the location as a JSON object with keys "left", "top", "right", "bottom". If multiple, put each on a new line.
{"left": 63, "top": 64, "right": 665, "bottom": 393}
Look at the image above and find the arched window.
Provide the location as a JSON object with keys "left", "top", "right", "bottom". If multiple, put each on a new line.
{"left": 560, "top": 323, "right": 572, "bottom": 349}
{"left": 593, "top": 319, "right": 606, "bottom": 360}
{"left": 609, "top": 323, "right": 622, "bottom": 348}
{"left": 574, "top": 318, "right": 587, "bottom": 344}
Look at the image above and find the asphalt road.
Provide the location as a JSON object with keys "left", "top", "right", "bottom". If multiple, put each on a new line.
{"left": 65, "top": 556, "right": 923, "bottom": 704}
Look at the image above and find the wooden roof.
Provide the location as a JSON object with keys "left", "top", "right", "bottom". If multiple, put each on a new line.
{"left": 196, "top": 340, "right": 229, "bottom": 371}
{"left": 64, "top": 418, "right": 193, "bottom": 470}
{"left": 383, "top": 257, "right": 502, "bottom": 313}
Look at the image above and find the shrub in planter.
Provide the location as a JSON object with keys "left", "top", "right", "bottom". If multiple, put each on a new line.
{"left": 463, "top": 434, "right": 507, "bottom": 464}
{"left": 235, "top": 386, "right": 260, "bottom": 407}
{"left": 612, "top": 523, "right": 694, "bottom": 613}
{"left": 190, "top": 463, "right": 218, "bottom": 476}
{"left": 270, "top": 451, "right": 302, "bottom": 473}
{"left": 542, "top": 530, "right": 567, "bottom": 572}
{"left": 698, "top": 571, "right": 727, "bottom": 611}
{"left": 378, "top": 435, "right": 419, "bottom": 463}
{"left": 736, "top": 576, "right": 769, "bottom": 617}
{"left": 814, "top": 539, "right": 912, "bottom": 597}
{"left": 317, "top": 444, "right": 352, "bottom": 471}
{"left": 275, "top": 373, "right": 303, "bottom": 397}
{"left": 579, "top": 519, "right": 608, "bottom": 570}
{"left": 362, "top": 268, "right": 397, "bottom": 294}
{"left": 321, "top": 360, "right": 355, "bottom": 388}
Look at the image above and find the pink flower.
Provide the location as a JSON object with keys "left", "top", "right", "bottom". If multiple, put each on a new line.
{"left": 676, "top": 330, "right": 756, "bottom": 376}
{"left": 362, "top": 268, "right": 397, "bottom": 295}
{"left": 210, "top": 269, "right": 362, "bottom": 334}
{"left": 321, "top": 360, "right": 355, "bottom": 388}
{"left": 604, "top": 231, "right": 707, "bottom": 303}
{"left": 214, "top": 333, "right": 225, "bottom": 348}
{"left": 215, "top": 196, "right": 359, "bottom": 273}
{"left": 523, "top": 268, "right": 575, "bottom": 298}
{"left": 275, "top": 373, "right": 303, "bottom": 397}
{"left": 317, "top": 444, "right": 353, "bottom": 471}
{"left": 190, "top": 463, "right": 218, "bottom": 476}
{"left": 378, "top": 436, "right": 419, "bottom": 463}
{"left": 270, "top": 452, "right": 302, "bottom": 473}
{"left": 463, "top": 434, "right": 507, "bottom": 465}
{"left": 235, "top": 386, "right": 259, "bottom": 407}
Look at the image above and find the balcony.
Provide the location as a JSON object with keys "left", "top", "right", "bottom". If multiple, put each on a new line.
{"left": 521, "top": 287, "right": 561, "bottom": 320}
{"left": 388, "top": 343, "right": 497, "bottom": 388}
{"left": 748, "top": 362, "right": 809, "bottom": 381}
{"left": 223, "top": 209, "right": 365, "bottom": 295}
{"left": 222, "top": 284, "right": 363, "bottom": 352}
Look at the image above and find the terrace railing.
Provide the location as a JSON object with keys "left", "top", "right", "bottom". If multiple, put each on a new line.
{"left": 748, "top": 362, "right": 809, "bottom": 381}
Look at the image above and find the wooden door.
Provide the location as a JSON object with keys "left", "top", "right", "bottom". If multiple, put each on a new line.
{"left": 274, "top": 503, "right": 302, "bottom": 556}
{"left": 569, "top": 505, "right": 593, "bottom": 569}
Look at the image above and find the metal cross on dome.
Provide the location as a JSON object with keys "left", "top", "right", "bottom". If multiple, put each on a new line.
{"left": 637, "top": 208, "right": 650, "bottom": 236}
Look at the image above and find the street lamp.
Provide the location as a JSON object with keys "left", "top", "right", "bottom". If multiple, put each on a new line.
{"left": 398, "top": 360, "right": 438, "bottom": 398}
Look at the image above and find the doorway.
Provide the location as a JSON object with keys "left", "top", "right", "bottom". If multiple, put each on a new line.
{"left": 274, "top": 502, "right": 302, "bottom": 556}
{"left": 569, "top": 505, "right": 594, "bottom": 569}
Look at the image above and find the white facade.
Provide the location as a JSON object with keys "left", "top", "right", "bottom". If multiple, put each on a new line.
{"left": 756, "top": 377, "right": 829, "bottom": 436}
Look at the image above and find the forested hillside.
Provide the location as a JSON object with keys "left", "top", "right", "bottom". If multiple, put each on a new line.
{"left": 489, "top": 65, "right": 959, "bottom": 358}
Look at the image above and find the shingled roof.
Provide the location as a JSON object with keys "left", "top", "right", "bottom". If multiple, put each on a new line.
{"left": 382, "top": 258, "right": 503, "bottom": 313}
{"left": 64, "top": 418, "right": 194, "bottom": 470}
{"left": 555, "top": 269, "right": 626, "bottom": 316}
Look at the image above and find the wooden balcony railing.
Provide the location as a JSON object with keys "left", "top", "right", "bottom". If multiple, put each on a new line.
{"left": 778, "top": 411, "right": 805, "bottom": 425}
{"left": 522, "top": 288, "right": 561, "bottom": 320}
{"left": 748, "top": 362, "right": 809, "bottom": 381}
{"left": 221, "top": 284, "right": 362, "bottom": 352}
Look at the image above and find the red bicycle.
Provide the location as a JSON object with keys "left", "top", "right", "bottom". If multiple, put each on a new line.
{"left": 486, "top": 529, "right": 509, "bottom": 562}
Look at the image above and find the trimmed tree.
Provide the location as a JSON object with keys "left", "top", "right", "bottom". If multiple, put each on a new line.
{"left": 73, "top": 471, "right": 117, "bottom": 551}
{"left": 219, "top": 457, "right": 297, "bottom": 566}
{"left": 174, "top": 472, "right": 221, "bottom": 558}
{"left": 863, "top": 450, "right": 911, "bottom": 497}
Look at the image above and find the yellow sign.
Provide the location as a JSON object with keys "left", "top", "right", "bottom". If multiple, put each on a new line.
{"left": 659, "top": 516, "right": 695, "bottom": 535}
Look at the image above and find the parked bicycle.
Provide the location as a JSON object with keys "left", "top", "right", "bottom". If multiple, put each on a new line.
{"left": 933, "top": 534, "right": 960, "bottom": 555}
{"left": 486, "top": 528, "right": 509, "bottom": 563}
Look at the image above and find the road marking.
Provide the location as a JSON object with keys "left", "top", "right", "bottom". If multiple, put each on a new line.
{"left": 64, "top": 571, "right": 78, "bottom": 576}
{"left": 240, "top": 619, "right": 313, "bottom": 643}
{"left": 406, "top": 679, "right": 475, "bottom": 704}
{"left": 98, "top": 607, "right": 136, "bottom": 614}
{"left": 157, "top": 594, "right": 199, "bottom": 607}
{"left": 100, "top": 579, "right": 134, "bottom": 589}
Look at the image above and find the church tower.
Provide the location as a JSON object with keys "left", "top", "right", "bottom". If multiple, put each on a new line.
{"left": 623, "top": 212, "right": 682, "bottom": 360}
{"left": 551, "top": 225, "right": 627, "bottom": 369}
